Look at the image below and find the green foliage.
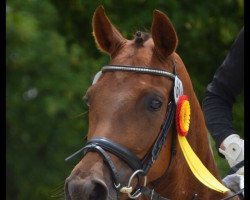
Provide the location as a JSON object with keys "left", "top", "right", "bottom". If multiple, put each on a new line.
{"left": 6, "top": 0, "right": 243, "bottom": 199}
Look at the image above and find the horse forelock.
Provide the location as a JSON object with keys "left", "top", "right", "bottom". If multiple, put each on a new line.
{"left": 133, "top": 31, "right": 151, "bottom": 45}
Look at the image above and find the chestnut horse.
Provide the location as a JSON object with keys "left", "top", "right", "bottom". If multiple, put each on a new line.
{"left": 64, "top": 6, "right": 239, "bottom": 200}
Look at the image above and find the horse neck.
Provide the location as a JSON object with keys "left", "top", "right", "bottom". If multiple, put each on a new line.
{"left": 174, "top": 54, "right": 217, "bottom": 175}
{"left": 151, "top": 59, "right": 226, "bottom": 199}
{"left": 152, "top": 92, "right": 226, "bottom": 199}
{"left": 184, "top": 67, "right": 220, "bottom": 180}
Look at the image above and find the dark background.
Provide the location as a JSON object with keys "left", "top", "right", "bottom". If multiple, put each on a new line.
{"left": 6, "top": 0, "right": 244, "bottom": 199}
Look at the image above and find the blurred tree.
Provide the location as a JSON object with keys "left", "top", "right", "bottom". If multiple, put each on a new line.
{"left": 6, "top": 0, "right": 92, "bottom": 199}
{"left": 6, "top": 0, "right": 243, "bottom": 199}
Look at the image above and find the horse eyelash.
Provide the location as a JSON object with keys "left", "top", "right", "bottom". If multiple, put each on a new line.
{"left": 83, "top": 95, "right": 90, "bottom": 107}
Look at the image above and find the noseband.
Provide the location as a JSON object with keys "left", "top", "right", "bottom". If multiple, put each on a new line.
{"left": 66, "top": 63, "right": 180, "bottom": 199}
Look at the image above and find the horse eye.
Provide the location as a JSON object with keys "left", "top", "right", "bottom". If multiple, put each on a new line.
{"left": 150, "top": 99, "right": 162, "bottom": 111}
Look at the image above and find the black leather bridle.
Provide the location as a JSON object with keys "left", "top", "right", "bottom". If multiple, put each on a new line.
{"left": 66, "top": 64, "right": 178, "bottom": 199}
{"left": 65, "top": 64, "right": 243, "bottom": 200}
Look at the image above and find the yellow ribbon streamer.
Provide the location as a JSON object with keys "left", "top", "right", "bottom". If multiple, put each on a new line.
{"left": 178, "top": 134, "right": 229, "bottom": 193}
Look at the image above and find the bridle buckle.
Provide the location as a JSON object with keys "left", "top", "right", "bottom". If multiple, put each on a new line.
{"left": 119, "top": 169, "right": 147, "bottom": 199}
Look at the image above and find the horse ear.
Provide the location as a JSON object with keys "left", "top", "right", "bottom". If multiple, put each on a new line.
{"left": 92, "top": 5, "right": 125, "bottom": 55}
{"left": 151, "top": 10, "right": 178, "bottom": 59}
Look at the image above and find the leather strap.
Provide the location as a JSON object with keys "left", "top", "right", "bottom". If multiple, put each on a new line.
{"left": 85, "top": 137, "right": 142, "bottom": 171}
{"left": 220, "top": 188, "right": 244, "bottom": 200}
{"left": 142, "top": 100, "right": 175, "bottom": 173}
{"left": 84, "top": 144, "right": 121, "bottom": 186}
{"left": 102, "top": 65, "right": 176, "bottom": 80}
{"left": 227, "top": 160, "right": 244, "bottom": 175}
{"left": 141, "top": 187, "right": 170, "bottom": 200}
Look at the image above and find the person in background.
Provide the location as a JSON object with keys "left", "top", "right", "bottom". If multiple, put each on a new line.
{"left": 202, "top": 27, "right": 244, "bottom": 195}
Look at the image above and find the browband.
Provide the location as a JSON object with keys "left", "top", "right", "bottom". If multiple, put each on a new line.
{"left": 102, "top": 65, "right": 176, "bottom": 80}
{"left": 93, "top": 64, "right": 183, "bottom": 104}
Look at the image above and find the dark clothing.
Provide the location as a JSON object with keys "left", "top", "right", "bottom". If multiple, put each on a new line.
{"left": 202, "top": 27, "right": 244, "bottom": 155}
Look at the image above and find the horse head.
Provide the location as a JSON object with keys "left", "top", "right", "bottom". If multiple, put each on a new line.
{"left": 64, "top": 5, "right": 236, "bottom": 200}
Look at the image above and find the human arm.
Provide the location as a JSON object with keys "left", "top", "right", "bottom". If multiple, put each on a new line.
{"left": 202, "top": 27, "right": 244, "bottom": 158}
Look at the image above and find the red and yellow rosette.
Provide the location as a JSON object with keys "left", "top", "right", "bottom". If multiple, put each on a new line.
{"left": 176, "top": 95, "right": 190, "bottom": 136}
{"left": 176, "top": 95, "right": 229, "bottom": 193}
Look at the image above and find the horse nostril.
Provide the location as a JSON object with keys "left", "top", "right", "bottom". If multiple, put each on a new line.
{"left": 88, "top": 179, "right": 108, "bottom": 200}
{"left": 65, "top": 177, "right": 108, "bottom": 200}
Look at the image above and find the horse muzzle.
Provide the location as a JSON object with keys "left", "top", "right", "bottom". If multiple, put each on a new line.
{"left": 65, "top": 176, "right": 109, "bottom": 200}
